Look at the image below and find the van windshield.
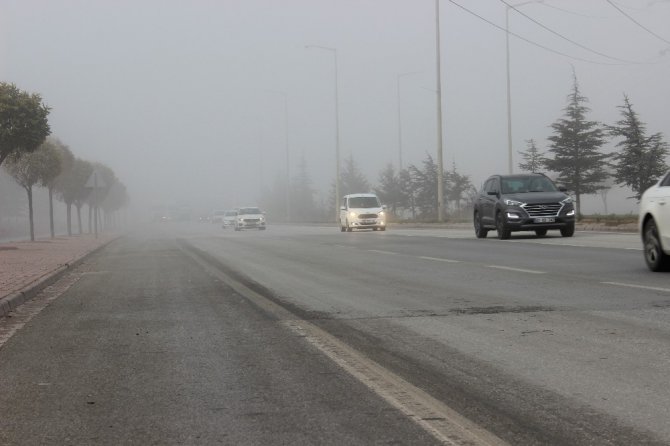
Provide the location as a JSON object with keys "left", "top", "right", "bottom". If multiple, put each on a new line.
{"left": 348, "top": 196, "right": 380, "bottom": 208}
{"left": 238, "top": 207, "right": 262, "bottom": 215}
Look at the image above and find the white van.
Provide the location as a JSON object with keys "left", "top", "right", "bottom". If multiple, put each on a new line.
{"left": 339, "top": 193, "right": 387, "bottom": 232}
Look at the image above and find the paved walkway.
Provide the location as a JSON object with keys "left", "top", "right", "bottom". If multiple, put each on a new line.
{"left": 0, "top": 234, "right": 117, "bottom": 317}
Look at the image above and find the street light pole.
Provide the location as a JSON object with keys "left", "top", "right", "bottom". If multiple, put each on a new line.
{"left": 506, "top": 0, "right": 544, "bottom": 175}
{"left": 306, "top": 45, "right": 341, "bottom": 221}
{"left": 397, "top": 71, "right": 420, "bottom": 170}
{"left": 435, "top": 0, "right": 445, "bottom": 222}
{"left": 506, "top": 7, "right": 513, "bottom": 175}
{"left": 263, "top": 89, "right": 291, "bottom": 221}
{"left": 282, "top": 92, "right": 290, "bottom": 222}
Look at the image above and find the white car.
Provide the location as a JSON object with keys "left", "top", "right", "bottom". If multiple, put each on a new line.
{"left": 639, "top": 172, "right": 670, "bottom": 271}
{"left": 339, "top": 193, "right": 387, "bottom": 232}
{"left": 234, "top": 207, "right": 266, "bottom": 231}
{"left": 221, "top": 210, "right": 238, "bottom": 228}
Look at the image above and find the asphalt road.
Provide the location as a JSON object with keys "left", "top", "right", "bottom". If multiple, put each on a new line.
{"left": 1, "top": 222, "right": 669, "bottom": 445}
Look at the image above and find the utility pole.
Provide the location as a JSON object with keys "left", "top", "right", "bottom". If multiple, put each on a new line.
{"left": 435, "top": 0, "right": 445, "bottom": 222}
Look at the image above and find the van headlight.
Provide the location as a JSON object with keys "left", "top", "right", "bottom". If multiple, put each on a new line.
{"left": 349, "top": 211, "right": 357, "bottom": 218}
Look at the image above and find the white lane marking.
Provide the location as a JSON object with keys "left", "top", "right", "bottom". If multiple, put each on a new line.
{"left": 184, "top": 244, "right": 508, "bottom": 446}
{"left": 487, "top": 265, "right": 546, "bottom": 274}
{"left": 367, "top": 249, "right": 397, "bottom": 255}
{"left": 419, "top": 256, "right": 461, "bottom": 263}
{"left": 283, "top": 319, "right": 508, "bottom": 446}
{"left": 602, "top": 281, "right": 670, "bottom": 293}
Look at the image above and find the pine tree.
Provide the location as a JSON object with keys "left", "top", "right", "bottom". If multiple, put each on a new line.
{"left": 374, "top": 163, "right": 406, "bottom": 216}
{"left": 446, "top": 161, "right": 474, "bottom": 217}
{"left": 544, "top": 73, "right": 609, "bottom": 218}
{"left": 517, "top": 139, "right": 548, "bottom": 173}
{"left": 291, "top": 155, "right": 317, "bottom": 222}
{"left": 339, "top": 155, "right": 370, "bottom": 196}
{"left": 407, "top": 153, "right": 448, "bottom": 220}
{"left": 607, "top": 94, "right": 669, "bottom": 200}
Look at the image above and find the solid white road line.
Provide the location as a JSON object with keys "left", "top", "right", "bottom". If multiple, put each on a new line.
{"left": 487, "top": 265, "right": 546, "bottom": 274}
{"left": 419, "top": 256, "right": 461, "bottom": 263}
{"left": 184, "top": 244, "right": 508, "bottom": 446}
{"left": 602, "top": 281, "right": 670, "bottom": 293}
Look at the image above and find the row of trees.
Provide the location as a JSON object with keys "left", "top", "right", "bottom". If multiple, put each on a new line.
{"left": 260, "top": 73, "right": 668, "bottom": 223}
{"left": 259, "top": 153, "right": 475, "bottom": 222}
{"left": 0, "top": 82, "right": 128, "bottom": 240}
{"left": 518, "top": 73, "right": 669, "bottom": 217}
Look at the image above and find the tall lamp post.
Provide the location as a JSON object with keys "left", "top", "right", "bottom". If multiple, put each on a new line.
{"left": 506, "top": 0, "right": 544, "bottom": 174}
{"left": 397, "top": 71, "right": 420, "bottom": 170}
{"left": 306, "top": 45, "right": 341, "bottom": 221}
{"left": 435, "top": 0, "right": 445, "bottom": 222}
{"left": 265, "top": 89, "right": 291, "bottom": 221}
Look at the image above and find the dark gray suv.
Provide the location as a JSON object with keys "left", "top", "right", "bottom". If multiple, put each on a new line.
{"left": 473, "top": 173, "right": 576, "bottom": 239}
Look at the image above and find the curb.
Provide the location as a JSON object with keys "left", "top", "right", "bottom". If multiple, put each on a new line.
{"left": 0, "top": 236, "right": 122, "bottom": 318}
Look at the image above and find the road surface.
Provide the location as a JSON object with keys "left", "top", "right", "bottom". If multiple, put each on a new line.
{"left": 1, "top": 223, "right": 667, "bottom": 445}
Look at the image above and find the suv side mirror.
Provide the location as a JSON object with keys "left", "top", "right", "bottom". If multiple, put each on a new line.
{"left": 340, "top": 206, "right": 346, "bottom": 211}
{"left": 382, "top": 204, "right": 387, "bottom": 210}
{"left": 558, "top": 186, "right": 567, "bottom": 192}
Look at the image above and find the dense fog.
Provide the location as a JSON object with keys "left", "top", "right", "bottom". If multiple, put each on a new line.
{"left": 1, "top": 0, "right": 669, "bottom": 232}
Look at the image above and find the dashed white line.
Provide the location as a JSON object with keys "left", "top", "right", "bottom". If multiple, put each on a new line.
{"left": 367, "top": 249, "right": 398, "bottom": 255}
{"left": 419, "top": 256, "right": 461, "bottom": 263}
{"left": 602, "top": 281, "right": 670, "bottom": 293}
{"left": 487, "top": 265, "right": 546, "bottom": 274}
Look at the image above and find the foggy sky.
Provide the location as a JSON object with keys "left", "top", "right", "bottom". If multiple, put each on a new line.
{"left": 2, "top": 0, "right": 669, "bottom": 216}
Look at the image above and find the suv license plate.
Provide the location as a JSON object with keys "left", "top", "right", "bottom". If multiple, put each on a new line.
{"left": 534, "top": 217, "right": 555, "bottom": 223}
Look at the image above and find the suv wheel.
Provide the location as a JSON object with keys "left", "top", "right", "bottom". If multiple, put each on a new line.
{"left": 560, "top": 223, "right": 575, "bottom": 237}
{"left": 496, "top": 212, "right": 511, "bottom": 240}
{"left": 643, "top": 219, "right": 670, "bottom": 271}
{"left": 474, "top": 211, "right": 488, "bottom": 239}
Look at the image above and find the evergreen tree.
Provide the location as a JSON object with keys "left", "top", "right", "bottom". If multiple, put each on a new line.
{"left": 517, "top": 139, "right": 548, "bottom": 173}
{"left": 374, "top": 163, "right": 406, "bottom": 216}
{"left": 446, "top": 161, "right": 474, "bottom": 217}
{"left": 398, "top": 167, "right": 416, "bottom": 220}
{"left": 544, "top": 73, "right": 609, "bottom": 218}
{"left": 607, "top": 94, "right": 669, "bottom": 200}
{"left": 339, "top": 155, "right": 370, "bottom": 195}
{"left": 407, "top": 153, "right": 447, "bottom": 220}
{"left": 290, "top": 155, "right": 317, "bottom": 222}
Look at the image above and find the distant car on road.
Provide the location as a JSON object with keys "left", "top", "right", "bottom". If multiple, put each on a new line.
{"left": 222, "top": 210, "right": 238, "bottom": 228}
{"left": 210, "top": 210, "right": 226, "bottom": 224}
{"left": 473, "top": 173, "right": 575, "bottom": 240}
{"left": 234, "top": 207, "right": 266, "bottom": 231}
{"left": 339, "top": 193, "right": 387, "bottom": 232}
{"left": 639, "top": 171, "right": 670, "bottom": 271}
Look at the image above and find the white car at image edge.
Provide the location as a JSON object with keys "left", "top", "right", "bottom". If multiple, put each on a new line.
{"left": 639, "top": 171, "right": 670, "bottom": 271}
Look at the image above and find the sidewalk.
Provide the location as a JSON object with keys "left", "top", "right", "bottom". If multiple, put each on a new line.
{"left": 0, "top": 234, "right": 118, "bottom": 317}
